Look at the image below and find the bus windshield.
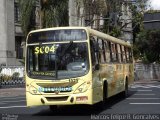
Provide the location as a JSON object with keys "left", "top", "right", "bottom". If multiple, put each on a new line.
{"left": 27, "top": 42, "right": 89, "bottom": 80}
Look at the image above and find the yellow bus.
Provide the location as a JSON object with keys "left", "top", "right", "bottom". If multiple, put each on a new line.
{"left": 25, "top": 27, "right": 134, "bottom": 110}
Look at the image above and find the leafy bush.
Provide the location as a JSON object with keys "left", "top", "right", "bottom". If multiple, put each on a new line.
{"left": 12, "top": 72, "right": 20, "bottom": 80}
{"left": 135, "top": 30, "right": 160, "bottom": 63}
{"left": 0, "top": 74, "right": 12, "bottom": 81}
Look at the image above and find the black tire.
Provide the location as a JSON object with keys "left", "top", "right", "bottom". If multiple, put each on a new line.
{"left": 122, "top": 80, "right": 129, "bottom": 98}
{"left": 103, "top": 82, "right": 108, "bottom": 103}
{"left": 49, "top": 105, "right": 58, "bottom": 112}
{"left": 95, "top": 82, "right": 108, "bottom": 109}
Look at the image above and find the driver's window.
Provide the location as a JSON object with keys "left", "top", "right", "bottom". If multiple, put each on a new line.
{"left": 90, "top": 37, "right": 99, "bottom": 66}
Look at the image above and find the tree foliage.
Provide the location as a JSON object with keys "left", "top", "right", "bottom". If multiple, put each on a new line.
{"left": 103, "top": 0, "right": 149, "bottom": 38}
{"left": 130, "top": 0, "right": 149, "bottom": 43}
{"left": 19, "top": 0, "right": 36, "bottom": 37}
{"left": 102, "top": 0, "right": 123, "bottom": 36}
{"left": 83, "top": 0, "right": 107, "bottom": 28}
{"left": 19, "top": 0, "right": 69, "bottom": 37}
{"left": 131, "top": 0, "right": 160, "bottom": 63}
{"left": 41, "top": 0, "right": 69, "bottom": 28}
{"left": 135, "top": 30, "right": 160, "bottom": 63}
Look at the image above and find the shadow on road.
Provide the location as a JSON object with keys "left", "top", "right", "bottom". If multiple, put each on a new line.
{"left": 33, "top": 90, "right": 136, "bottom": 116}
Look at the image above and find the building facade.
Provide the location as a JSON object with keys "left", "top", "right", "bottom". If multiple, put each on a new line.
{"left": 144, "top": 12, "right": 160, "bottom": 30}
{"left": 0, "top": 0, "right": 20, "bottom": 66}
{"left": 120, "top": 0, "right": 133, "bottom": 43}
{"left": 0, "top": 0, "right": 38, "bottom": 66}
{"left": 68, "top": 0, "right": 133, "bottom": 43}
{"left": 0, "top": 0, "right": 133, "bottom": 66}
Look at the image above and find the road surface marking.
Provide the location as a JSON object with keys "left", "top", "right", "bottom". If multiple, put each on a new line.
{"left": 0, "top": 100, "right": 25, "bottom": 104}
{"left": 131, "top": 85, "right": 160, "bottom": 89}
{"left": 130, "top": 103, "right": 160, "bottom": 105}
{"left": 0, "top": 106, "right": 26, "bottom": 109}
{"left": 0, "top": 103, "right": 7, "bottom": 105}
{"left": 134, "top": 94, "right": 155, "bottom": 95}
{"left": 137, "top": 90, "right": 152, "bottom": 91}
{"left": 131, "top": 85, "right": 150, "bottom": 88}
{"left": 127, "top": 98, "right": 160, "bottom": 100}
{"left": 146, "top": 85, "right": 160, "bottom": 88}
{"left": 0, "top": 96, "right": 25, "bottom": 100}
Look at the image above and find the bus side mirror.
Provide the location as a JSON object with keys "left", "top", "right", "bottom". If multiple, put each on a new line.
{"left": 95, "top": 64, "right": 100, "bottom": 70}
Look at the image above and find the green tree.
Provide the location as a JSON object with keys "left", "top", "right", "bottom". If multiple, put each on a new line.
{"left": 19, "top": 0, "right": 69, "bottom": 37}
{"left": 103, "top": 0, "right": 149, "bottom": 37}
{"left": 135, "top": 30, "right": 160, "bottom": 63}
{"left": 40, "top": 0, "right": 69, "bottom": 28}
{"left": 130, "top": 0, "right": 150, "bottom": 61}
{"left": 131, "top": 0, "right": 149, "bottom": 43}
{"left": 19, "top": 0, "right": 36, "bottom": 37}
{"left": 103, "top": 0, "right": 123, "bottom": 36}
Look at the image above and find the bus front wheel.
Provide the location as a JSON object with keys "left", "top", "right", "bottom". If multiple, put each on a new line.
{"left": 96, "top": 81, "right": 108, "bottom": 109}
{"left": 122, "top": 80, "right": 129, "bottom": 98}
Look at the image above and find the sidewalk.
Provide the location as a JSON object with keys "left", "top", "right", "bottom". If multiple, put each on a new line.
{"left": 0, "top": 88, "right": 25, "bottom": 97}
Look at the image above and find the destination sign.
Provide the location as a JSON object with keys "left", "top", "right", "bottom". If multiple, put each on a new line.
{"left": 27, "top": 29, "right": 87, "bottom": 44}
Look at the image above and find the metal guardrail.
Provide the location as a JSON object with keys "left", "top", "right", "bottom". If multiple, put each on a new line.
{"left": 0, "top": 64, "right": 160, "bottom": 88}
{"left": 0, "top": 66, "right": 25, "bottom": 88}
{"left": 0, "top": 78, "right": 25, "bottom": 88}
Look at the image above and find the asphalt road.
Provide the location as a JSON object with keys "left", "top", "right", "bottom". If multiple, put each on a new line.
{"left": 0, "top": 81, "right": 160, "bottom": 120}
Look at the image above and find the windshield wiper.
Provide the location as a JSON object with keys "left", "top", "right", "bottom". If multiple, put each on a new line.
{"left": 61, "top": 41, "right": 73, "bottom": 57}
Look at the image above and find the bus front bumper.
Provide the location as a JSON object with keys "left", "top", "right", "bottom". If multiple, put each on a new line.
{"left": 26, "top": 89, "right": 93, "bottom": 107}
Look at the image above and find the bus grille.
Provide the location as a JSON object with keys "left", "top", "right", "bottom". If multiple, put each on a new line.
{"left": 45, "top": 96, "right": 68, "bottom": 101}
{"left": 43, "top": 90, "right": 71, "bottom": 93}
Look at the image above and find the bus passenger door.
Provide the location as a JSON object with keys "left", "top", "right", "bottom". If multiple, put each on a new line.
{"left": 90, "top": 39, "right": 102, "bottom": 103}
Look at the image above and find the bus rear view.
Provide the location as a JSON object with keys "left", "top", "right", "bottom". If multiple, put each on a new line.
{"left": 25, "top": 27, "right": 93, "bottom": 110}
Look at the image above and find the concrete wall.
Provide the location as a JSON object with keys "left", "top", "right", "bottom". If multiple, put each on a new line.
{"left": 0, "top": 0, "right": 16, "bottom": 66}
{"left": 134, "top": 63, "right": 160, "bottom": 81}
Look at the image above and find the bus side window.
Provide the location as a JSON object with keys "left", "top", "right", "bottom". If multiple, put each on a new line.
{"left": 125, "top": 47, "right": 129, "bottom": 63}
{"left": 108, "top": 42, "right": 113, "bottom": 62}
{"left": 129, "top": 48, "right": 133, "bottom": 62}
{"left": 126, "top": 47, "right": 130, "bottom": 63}
{"left": 97, "top": 39, "right": 106, "bottom": 63}
{"left": 120, "top": 45, "right": 123, "bottom": 62}
{"left": 104, "top": 41, "right": 111, "bottom": 63}
{"left": 122, "top": 46, "right": 126, "bottom": 63}
{"left": 102, "top": 40, "right": 106, "bottom": 62}
{"left": 90, "top": 39, "right": 99, "bottom": 66}
{"left": 115, "top": 44, "right": 119, "bottom": 62}
{"left": 117, "top": 44, "right": 122, "bottom": 63}
{"left": 111, "top": 43, "right": 117, "bottom": 62}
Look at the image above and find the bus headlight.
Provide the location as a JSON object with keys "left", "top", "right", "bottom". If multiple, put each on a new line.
{"left": 74, "top": 82, "right": 91, "bottom": 94}
{"left": 29, "top": 86, "right": 40, "bottom": 95}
